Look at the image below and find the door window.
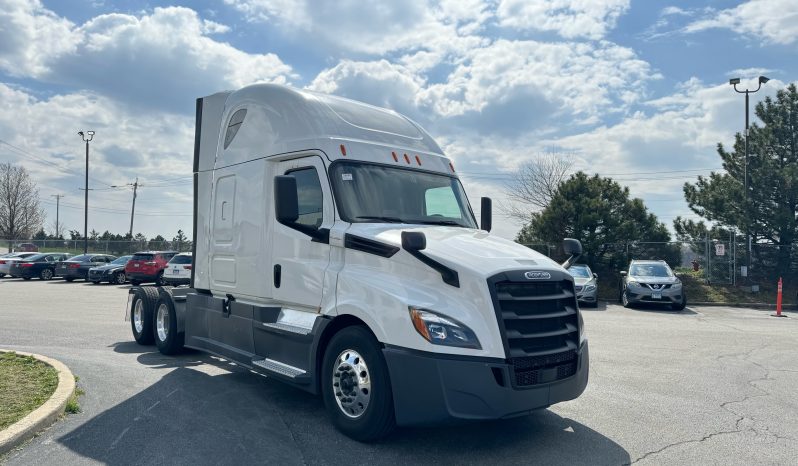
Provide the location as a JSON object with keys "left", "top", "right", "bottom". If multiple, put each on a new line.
{"left": 287, "top": 167, "right": 324, "bottom": 229}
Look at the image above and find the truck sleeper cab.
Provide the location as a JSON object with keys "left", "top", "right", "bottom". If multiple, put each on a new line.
{"left": 127, "top": 84, "right": 588, "bottom": 441}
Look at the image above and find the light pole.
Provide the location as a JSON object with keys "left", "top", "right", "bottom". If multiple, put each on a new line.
{"left": 78, "top": 130, "right": 95, "bottom": 254}
{"left": 729, "top": 75, "right": 768, "bottom": 282}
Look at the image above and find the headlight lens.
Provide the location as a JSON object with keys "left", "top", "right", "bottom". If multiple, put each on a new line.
{"left": 583, "top": 284, "right": 596, "bottom": 292}
{"left": 627, "top": 280, "right": 640, "bottom": 288}
{"left": 671, "top": 281, "right": 682, "bottom": 289}
{"left": 408, "top": 307, "right": 481, "bottom": 349}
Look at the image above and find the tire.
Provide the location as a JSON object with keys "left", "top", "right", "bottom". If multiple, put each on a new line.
{"left": 321, "top": 326, "right": 395, "bottom": 442}
{"left": 114, "top": 272, "right": 127, "bottom": 285}
{"left": 621, "top": 289, "right": 632, "bottom": 308}
{"left": 23, "top": 277, "right": 31, "bottom": 281}
{"left": 672, "top": 296, "right": 687, "bottom": 311}
{"left": 65, "top": 277, "right": 74, "bottom": 282}
{"left": 154, "top": 271, "right": 164, "bottom": 286}
{"left": 153, "top": 291, "right": 184, "bottom": 355}
{"left": 130, "top": 286, "right": 159, "bottom": 345}
{"left": 40, "top": 268, "right": 53, "bottom": 280}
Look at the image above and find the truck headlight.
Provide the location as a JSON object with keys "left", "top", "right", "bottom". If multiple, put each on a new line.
{"left": 408, "top": 307, "right": 481, "bottom": 349}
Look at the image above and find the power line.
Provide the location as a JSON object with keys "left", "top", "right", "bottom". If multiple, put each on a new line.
{"left": 0, "top": 138, "right": 115, "bottom": 188}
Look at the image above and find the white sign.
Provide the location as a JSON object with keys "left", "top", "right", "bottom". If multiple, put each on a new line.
{"left": 715, "top": 244, "right": 725, "bottom": 256}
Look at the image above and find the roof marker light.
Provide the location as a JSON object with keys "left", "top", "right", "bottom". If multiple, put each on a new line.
{"left": 392, "top": 151, "right": 399, "bottom": 162}
{"left": 403, "top": 153, "right": 410, "bottom": 164}
{"left": 340, "top": 144, "right": 347, "bottom": 156}
{"left": 415, "top": 155, "right": 422, "bottom": 166}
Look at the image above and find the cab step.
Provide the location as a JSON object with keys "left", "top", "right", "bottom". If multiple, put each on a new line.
{"left": 252, "top": 358, "right": 307, "bottom": 379}
{"left": 260, "top": 322, "right": 312, "bottom": 336}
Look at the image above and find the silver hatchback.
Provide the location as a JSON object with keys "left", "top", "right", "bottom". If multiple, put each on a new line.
{"left": 619, "top": 260, "right": 686, "bottom": 310}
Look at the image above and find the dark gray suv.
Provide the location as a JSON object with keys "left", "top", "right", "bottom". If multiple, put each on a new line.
{"left": 619, "top": 260, "right": 686, "bottom": 310}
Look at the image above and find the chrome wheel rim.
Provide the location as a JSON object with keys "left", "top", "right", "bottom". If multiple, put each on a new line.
{"left": 332, "top": 349, "right": 371, "bottom": 419}
{"left": 116, "top": 272, "right": 126, "bottom": 284}
{"left": 156, "top": 303, "right": 169, "bottom": 342}
{"left": 42, "top": 269, "right": 52, "bottom": 280}
{"left": 133, "top": 300, "right": 144, "bottom": 333}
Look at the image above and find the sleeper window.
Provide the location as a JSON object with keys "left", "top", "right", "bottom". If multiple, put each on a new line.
{"left": 223, "top": 109, "right": 247, "bottom": 149}
{"left": 288, "top": 168, "right": 324, "bottom": 229}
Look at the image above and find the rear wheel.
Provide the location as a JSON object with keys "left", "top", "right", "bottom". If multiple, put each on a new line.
{"left": 114, "top": 272, "right": 127, "bottom": 285}
{"left": 154, "top": 292, "right": 184, "bottom": 355}
{"left": 621, "top": 290, "right": 632, "bottom": 308}
{"left": 131, "top": 287, "right": 159, "bottom": 345}
{"left": 40, "top": 268, "right": 53, "bottom": 280}
{"left": 321, "top": 326, "right": 395, "bottom": 442}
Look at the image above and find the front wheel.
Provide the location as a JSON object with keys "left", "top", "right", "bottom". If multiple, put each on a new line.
{"left": 621, "top": 290, "right": 632, "bottom": 308}
{"left": 672, "top": 296, "right": 687, "bottom": 311}
{"left": 130, "top": 287, "right": 159, "bottom": 345}
{"left": 153, "top": 292, "right": 184, "bottom": 355}
{"left": 321, "top": 326, "right": 395, "bottom": 442}
{"left": 40, "top": 268, "right": 53, "bottom": 280}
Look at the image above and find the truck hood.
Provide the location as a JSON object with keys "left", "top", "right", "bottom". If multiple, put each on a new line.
{"left": 346, "top": 224, "right": 563, "bottom": 277}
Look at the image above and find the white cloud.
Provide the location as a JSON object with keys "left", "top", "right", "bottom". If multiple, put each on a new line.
{"left": 0, "top": 3, "right": 295, "bottom": 112}
{"left": 224, "top": 0, "right": 491, "bottom": 59}
{"left": 0, "top": 83, "right": 194, "bottom": 237}
{"left": 685, "top": 0, "right": 798, "bottom": 45}
{"left": 0, "top": 0, "right": 79, "bottom": 77}
{"left": 496, "top": 0, "right": 630, "bottom": 40}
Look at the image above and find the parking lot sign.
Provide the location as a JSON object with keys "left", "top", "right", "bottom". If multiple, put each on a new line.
{"left": 715, "top": 244, "right": 725, "bottom": 256}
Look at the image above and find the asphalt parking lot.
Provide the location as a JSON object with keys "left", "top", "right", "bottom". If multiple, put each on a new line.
{"left": 1, "top": 279, "right": 796, "bottom": 465}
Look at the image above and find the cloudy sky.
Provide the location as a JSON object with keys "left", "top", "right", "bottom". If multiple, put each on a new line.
{"left": 1, "top": 0, "right": 796, "bottom": 240}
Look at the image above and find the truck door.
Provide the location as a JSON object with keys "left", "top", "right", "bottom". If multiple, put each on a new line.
{"left": 271, "top": 156, "right": 333, "bottom": 310}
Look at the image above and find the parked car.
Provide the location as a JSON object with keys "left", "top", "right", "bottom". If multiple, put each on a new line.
{"left": 13, "top": 243, "right": 39, "bottom": 252}
{"left": 125, "top": 251, "right": 178, "bottom": 285}
{"left": 619, "top": 260, "right": 686, "bottom": 310}
{"left": 568, "top": 264, "right": 598, "bottom": 307}
{"left": 56, "top": 254, "right": 118, "bottom": 281}
{"left": 162, "top": 252, "right": 192, "bottom": 285}
{"left": 9, "top": 253, "right": 71, "bottom": 280}
{"left": 88, "top": 255, "right": 133, "bottom": 285}
{"left": 0, "top": 252, "right": 39, "bottom": 277}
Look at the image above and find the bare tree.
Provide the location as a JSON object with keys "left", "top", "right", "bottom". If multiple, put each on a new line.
{"left": 0, "top": 163, "right": 45, "bottom": 252}
{"left": 502, "top": 152, "right": 574, "bottom": 223}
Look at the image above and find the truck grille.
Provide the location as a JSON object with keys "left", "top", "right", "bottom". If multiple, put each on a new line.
{"left": 488, "top": 271, "right": 580, "bottom": 388}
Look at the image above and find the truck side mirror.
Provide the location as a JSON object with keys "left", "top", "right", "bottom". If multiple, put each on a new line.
{"left": 620, "top": 271, "right": 627, "bottom": 277}
{"left": 274, "top": 175, "right": 299, "bottom": 224}
{"left": 481, "top": 197, "right": 492, "bottom": 232}
{"left": 401, "top": 231, "right": 427, "bottom": 251}
{"left": 561, "top": 238, "right": 582, "bottom": 269}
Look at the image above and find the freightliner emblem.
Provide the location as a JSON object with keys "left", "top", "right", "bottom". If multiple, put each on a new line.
{"left": 524, "top": 271, "right": 551, "bottom": 280}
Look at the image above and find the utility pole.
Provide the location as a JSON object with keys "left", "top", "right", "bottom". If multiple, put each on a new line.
{"left": 112, "top": 178, "right": 140, "bottom": 238}
{"left": 50, "top": 194, "right": 64, "bottom": 238}
{"left": 730, "top": 76, "right": 769, "bottom": 283}
{"left": 129, "top": 177, "right": 138, "bottom": 237}
{"left": 78, "top": 130, "right": 95, "bottom": 254}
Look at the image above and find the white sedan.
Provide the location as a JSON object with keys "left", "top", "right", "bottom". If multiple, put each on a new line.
{"left": 162, "top": 252, "right": 192, "bottom": 285}
{"left": 0, "top": 252, "right": 39, "bottom": 277}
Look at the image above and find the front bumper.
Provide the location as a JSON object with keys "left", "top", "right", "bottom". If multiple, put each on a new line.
{"left": 60, "top": 268, "right": 88, "bottom": 279}
{"left": 625, "top": 287, "right": 684, "bottom": 304}
{"left": 88, "top": 270, "right": 111, "bottom": 282}
{"left": 383, "top": 341, "right": 589, "bottom": 426}
{"left": 576, "top": 288, "right": 598, "bottom": 303}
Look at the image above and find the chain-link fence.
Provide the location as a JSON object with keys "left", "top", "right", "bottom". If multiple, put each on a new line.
{"left": 1, "top": 238, "right": 192, "bottom": 256}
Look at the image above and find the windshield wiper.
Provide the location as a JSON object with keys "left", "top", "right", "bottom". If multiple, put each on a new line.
{"left": 355, "top": 216, "right": 407, "bottom": 223}
{"left": 412, "top": 219, "right": 466, "bottom": 227}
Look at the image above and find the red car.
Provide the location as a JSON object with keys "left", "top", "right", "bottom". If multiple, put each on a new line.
{"left": 125, "top": 251, "right": 178, "bottom": 285}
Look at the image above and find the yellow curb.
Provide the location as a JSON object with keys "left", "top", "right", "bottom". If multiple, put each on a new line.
{"left": 0, "top": 350, "right": 76, "bottom": 455}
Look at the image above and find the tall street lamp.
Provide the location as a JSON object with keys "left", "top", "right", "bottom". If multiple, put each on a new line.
{"left": 729, "top": 75, "right": 769, "bottom": 281}
{"left": 78, "top": 130, "right": 95, "bottom": 254}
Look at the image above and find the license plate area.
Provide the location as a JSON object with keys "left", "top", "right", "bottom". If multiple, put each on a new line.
{"left": 652, "top": 291, "right": 662, "bottom": 299}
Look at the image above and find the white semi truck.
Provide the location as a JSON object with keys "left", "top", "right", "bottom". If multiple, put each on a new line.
{"left": 126, "top": 84, "right": 589, "bottom": 441}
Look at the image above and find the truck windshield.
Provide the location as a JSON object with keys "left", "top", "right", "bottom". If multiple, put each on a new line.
{"left": 329, "top": 162, "right": 477, "bottom": 228}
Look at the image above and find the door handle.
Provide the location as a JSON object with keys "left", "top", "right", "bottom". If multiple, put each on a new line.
{"left": 221, "top": 201, "right": 228, "bottom": 221}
